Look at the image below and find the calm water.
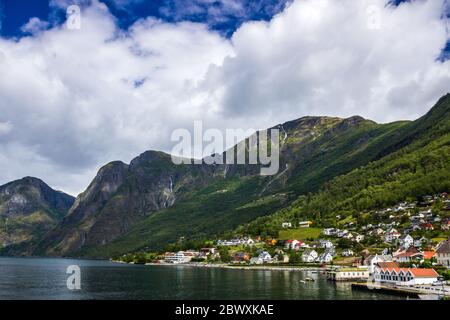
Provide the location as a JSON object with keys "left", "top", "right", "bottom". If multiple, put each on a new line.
{"left": 0, "top": 257, "right": 403, "bottom": 300}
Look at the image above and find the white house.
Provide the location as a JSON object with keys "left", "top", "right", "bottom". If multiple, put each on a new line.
{"left": 354, "top": 234, "right": 365, "bottom": 243}
{"left": 399, "top": 234, "right": 414, "bottom": 249}
{"left": 250, "top": 251, "right": 272, "bottom": 265}
{"left": 260, "top": 251, "right": 273, "bottom": 263}
{"left": 436, "top": 240, "right": 450, "bottom": 267}
{"left": 342, "top": 249, "right": 354, "bottom": 257}
{"left": 284, "top": 239, "right": 305, "bottom": 250}
{"left": 318, "top": 250, "right": 334, "bottom": 263}
{"left": 246, "top": 238, "right": 255, "bottom": 245}
{"left": 323, "top": 228, "right": 336, "bottom": 236}
{"left": 364, "top": 254, "right": 393, "bottom": 274}
{"left": 384, "top": 229, "right": 401, "bottom": 243}
{"left": 299, "top": 221, "right": 312, "bottom": 228}
{"left": 302, "top": 249, "right": 318, "bottom": 263}
{"left": 319, "top": 239, "right": 334, "bottom": 249}
{"left": 374, "top": 268, "right": 439, "bottom": 286}
{"left": 282, "top": 222, "right": 292, "bottom": 228}
{"left": 291, "top": 240, "right": 302, "bottom": 249}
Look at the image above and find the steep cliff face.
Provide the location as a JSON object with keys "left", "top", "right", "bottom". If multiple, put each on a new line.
{"left": 35, "top": 151, "right": 218, "bottom": 256}
{"left": 0, "top": 177, "right": 74, "bottom": 254}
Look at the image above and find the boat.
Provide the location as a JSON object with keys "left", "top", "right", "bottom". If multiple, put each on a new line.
{"left": 305, "top": 277, "right": 315, "bottom": 282}
{"left": 299, "top": 280, "right": 306, "bottom": 284}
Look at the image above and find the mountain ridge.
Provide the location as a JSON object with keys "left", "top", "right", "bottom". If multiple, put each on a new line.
{"left": 2, "top": 94, "right": 449, "bottom": 258}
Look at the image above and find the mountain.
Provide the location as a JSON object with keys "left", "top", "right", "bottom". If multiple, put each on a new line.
{"left": 0, "top": 177, "right": 75, "bottom": 255}
{"left": 34, "top": 154, "right": 220, "bottom": 256}
{"left": 240, "top": 93, "right": 450, "bottom": 236}
{"left": 15, "top": 93, "right": 450, "bottom": 258}
{"left": 84, "top": 94, "right": 450, "bottom": 258}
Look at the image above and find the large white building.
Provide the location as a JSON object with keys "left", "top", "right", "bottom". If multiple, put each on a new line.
{"left": 164, "top": 251, "right": 192, "bottom": 264}
{"left": 373, "top": 268, "right": 439, "bottom": 286}
{"left": 327, "top": 268, "right": 369, "bottom": 281}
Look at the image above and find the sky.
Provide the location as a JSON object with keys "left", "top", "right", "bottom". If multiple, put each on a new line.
{"left": 0, "top": 0, "right": 449, "bottom": 195}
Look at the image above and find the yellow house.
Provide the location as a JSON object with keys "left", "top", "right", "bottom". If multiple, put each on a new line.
{"left": 299, "top": 221, "right": 313, "bottom": 228}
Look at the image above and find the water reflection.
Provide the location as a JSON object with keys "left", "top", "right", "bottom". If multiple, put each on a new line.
{"left": 0, "top": 258, "right": 404, "bottom": 300}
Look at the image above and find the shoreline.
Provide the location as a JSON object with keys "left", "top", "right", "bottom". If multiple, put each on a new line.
{"left": 123, "top": 261, "right": 324, "bottom": 272}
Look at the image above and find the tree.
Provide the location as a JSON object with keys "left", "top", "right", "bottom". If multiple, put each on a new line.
{"left": 289, "top": 252, "right": 300, "bottom": 264}
{"left": 219, "top": 248, "right": 231, "bottom": 263}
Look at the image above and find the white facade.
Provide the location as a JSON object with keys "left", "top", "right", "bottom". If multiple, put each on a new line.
{"left": 302, "top": 250, "right": 318, "bottom": 263}
{"left": 436, "top": 240, "right": 450, "bottom": 267}
{"left": 323, "top": 228, "right": 336, "bottom": 236}
{"left": 385, "top": 229, "right": 401, "bottom": 243}
{"left": 165, "top": 251, "right": 191, "bottom": 264}
{"left": 318, "top": 252, "right": 333, "bottom": 263}
{"left": 374, "top": 268, "right": 439, "bottom": 286}
{"left": 319, "top": 240, "right": 334, "bottom": 249}
{"left": 329, "top": 268, "right": 369, "bottom": 281}
{"left": 258, "top": 251, "right": 272, "bottom": 263}
{"left": 399, "top": 235, "right": 414, "bottom": 249}
{"left": 366, "top": 255, "right": 393, "bottom": 274}
{"left": 342, "top": 249, "right": 354, "bottom": 257}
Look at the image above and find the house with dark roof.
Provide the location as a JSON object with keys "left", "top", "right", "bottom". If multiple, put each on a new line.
{"left": 436, "top": 239, "right": 450, "bottom": 267}
{"left": 393, "top": 246, "right": 423, "bottom": 263}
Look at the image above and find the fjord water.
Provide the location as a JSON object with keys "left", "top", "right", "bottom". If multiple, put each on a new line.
{"left": 0, "top": 257, "right": 402, "bottom": 300}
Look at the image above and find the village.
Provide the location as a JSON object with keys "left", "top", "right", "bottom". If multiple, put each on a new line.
{"left": 118, "top": 192, "right": 450, "bottom": 298}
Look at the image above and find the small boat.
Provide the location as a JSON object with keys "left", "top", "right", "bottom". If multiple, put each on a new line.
{"left": 305, "top": 277, "right": 315, "bottom": 282}
{"left": 299, "top": 280, "right": 306, "bottom": 284}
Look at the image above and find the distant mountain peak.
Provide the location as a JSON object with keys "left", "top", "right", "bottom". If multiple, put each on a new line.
{"left": 0, "top": 177, "right": 75, "bottom": 255}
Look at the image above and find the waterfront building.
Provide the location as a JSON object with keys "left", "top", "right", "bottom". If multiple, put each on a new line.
{"left": 373, "top": 268, "right": 439, "bottom": 286}
{"left": 327, "top": 268, "right": 369, "bottom": 281}
{"left": 164, "top": 251, "right": 191, "bottom": 264}
{"left": 302, "top": 249, "right": 318, "bottom": 263}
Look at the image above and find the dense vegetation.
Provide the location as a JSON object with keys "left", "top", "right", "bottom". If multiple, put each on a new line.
{"left": 239, "top": 94, "right": 450, "bottom": 238}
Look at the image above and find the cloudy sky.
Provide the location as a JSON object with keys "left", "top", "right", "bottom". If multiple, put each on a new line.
{"left": 0, "top": 0, "right": 449, "bottom": 195}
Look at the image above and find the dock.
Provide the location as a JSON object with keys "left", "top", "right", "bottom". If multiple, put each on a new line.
{"left": 351, "top": 282, "right": 449, "bottom": 299}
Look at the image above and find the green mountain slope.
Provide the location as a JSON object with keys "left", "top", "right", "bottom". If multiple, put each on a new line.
{"left": 0, "top": 177, "right": 75, "bottom": 255}
{"left": 240, "top": 94, "right": 450, "bottom": 236}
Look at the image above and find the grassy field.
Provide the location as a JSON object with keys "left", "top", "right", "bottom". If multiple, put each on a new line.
{"left": 278, "top": 228, "right": 322, "bottom": 240}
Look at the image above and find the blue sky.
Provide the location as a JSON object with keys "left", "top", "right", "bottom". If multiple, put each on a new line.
{"left": 0, "top": 0, "right": 292, "bottom": 38}
{"left": 1, "top": 0, "right": 447, "bottom": 54}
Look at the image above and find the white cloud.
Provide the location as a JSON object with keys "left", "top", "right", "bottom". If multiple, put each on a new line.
{"left": 21, "top": 17, "right": 50, "bottom": 34}
{"left": 0, "top": 121, "right": 12, "bottom": 135}
{"left": 0, "top": 0, "right": 449, "bottom": 195}
{"left": 201, "top": 0, "right": 450, "bottom": 123}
